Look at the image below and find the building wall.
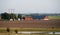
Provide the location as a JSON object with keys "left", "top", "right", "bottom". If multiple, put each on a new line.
{"left": 25, "top": 17, "right": 33, "bottom": 20}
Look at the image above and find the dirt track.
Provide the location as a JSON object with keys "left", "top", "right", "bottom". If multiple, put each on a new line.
{"left": 0, "top": 19, "right": 60, "bottom": 28}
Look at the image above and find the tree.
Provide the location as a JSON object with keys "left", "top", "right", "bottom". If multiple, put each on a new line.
{"left": 18, "top": 14, "right": 22, "bottom": 19}
{"left": 10, "top": 13, "right": 16, "bottom": 19}
{"left": 1, "top": 12, "right": 10, "bottom": 20}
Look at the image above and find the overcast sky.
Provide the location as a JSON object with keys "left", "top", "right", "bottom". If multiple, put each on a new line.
{"left": 0, "top": 0, "right": 60, "bottom": 14}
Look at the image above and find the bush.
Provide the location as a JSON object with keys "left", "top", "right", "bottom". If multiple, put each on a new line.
{"left": 6, "top": 28, "right": 10, "bottom": 32}
{"left": 15, "top": 30, "right": 18, "bottom": 33}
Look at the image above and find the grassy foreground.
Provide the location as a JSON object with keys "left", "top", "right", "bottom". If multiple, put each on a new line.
{"left": 0, "top": 28, "right": 60, "bottom": 35}
{"left": 0, "top": 28, "right": 60, "bottom": 32}
{"left": 0, "top": 33, "right": 60, "bottom": 35}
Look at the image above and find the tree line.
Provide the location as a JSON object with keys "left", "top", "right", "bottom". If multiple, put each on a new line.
{"left": 1, "top": 12, "right": 22, "bottom": 20}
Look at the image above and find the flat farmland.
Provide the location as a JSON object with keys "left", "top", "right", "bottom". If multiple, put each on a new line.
{"left": 0, "top": 19, "right": 60, "bottom": 31}
{"left": 0, "top": 19, "right": 60, "bottom": 28}
{"left": 0, "top": 19, "right": 60, "bottom": 35}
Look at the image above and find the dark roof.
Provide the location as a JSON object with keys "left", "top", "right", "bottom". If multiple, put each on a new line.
{"left": 0, "top": 19, "right": 60, "bottom": 28}
{"left": 32, "top": 15, "right": 46, "bottom": 19}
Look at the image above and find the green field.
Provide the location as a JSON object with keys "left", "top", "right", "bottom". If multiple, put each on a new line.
{"left": 48, "top": 16, "right": 60, "bottom": 19}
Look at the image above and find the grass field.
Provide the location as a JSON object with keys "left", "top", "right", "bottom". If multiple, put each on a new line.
{"left": 48, "top": 16, "right": 60, "bottom": 19}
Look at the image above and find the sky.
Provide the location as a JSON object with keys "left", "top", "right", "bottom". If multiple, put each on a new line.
{"left": 0, "top": 0, "right": 60, "bottom": 14}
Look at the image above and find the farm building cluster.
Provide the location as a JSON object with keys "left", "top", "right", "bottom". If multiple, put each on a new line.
{"left": 0, "top": 12, "right": 49, "bottom": 21}
{"left": 20, "top": 15, "right": 48, "bottom": 20}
